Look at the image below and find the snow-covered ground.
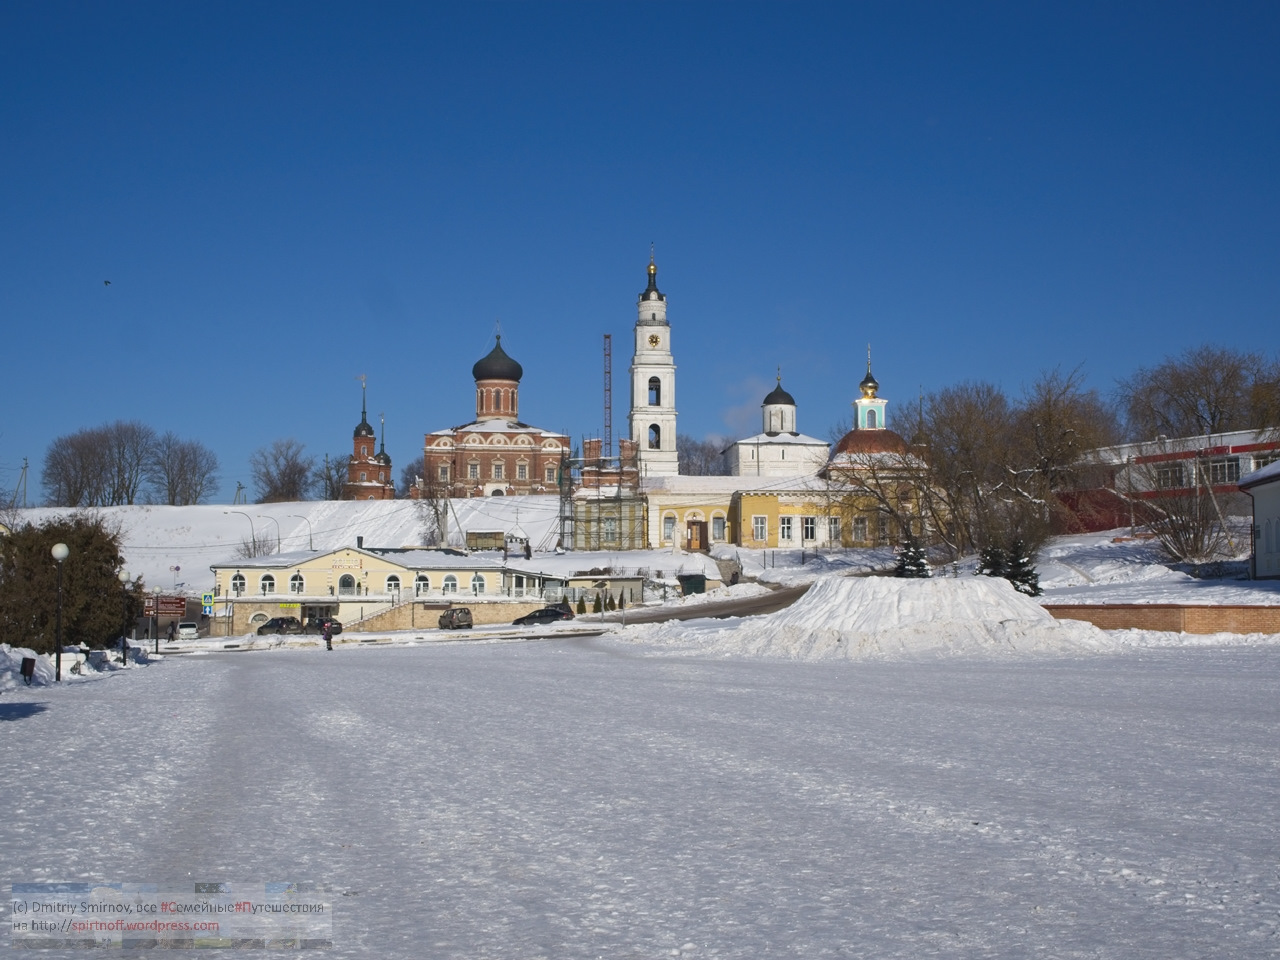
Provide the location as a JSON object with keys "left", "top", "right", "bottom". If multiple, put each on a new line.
{"left": 3, "top": 639, "right": 1279, "bottom": 958}
{"left": 5, "top": 517, "right": 1280, "bottom": 955}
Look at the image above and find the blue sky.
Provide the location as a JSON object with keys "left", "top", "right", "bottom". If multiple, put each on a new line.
{"left": 3, "top": 2, "right": 1278, "bottom": 503}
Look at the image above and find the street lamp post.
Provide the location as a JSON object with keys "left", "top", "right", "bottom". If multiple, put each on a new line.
{"left": 118, "top": 569, "right": 131, "bottom": 663}
{"left": 257, "top": 515, "right": 281, "bottom": 553}
{"left": 152, "top": 586, "right": 162, "bottom": 654}
{"left": 51, "top": 543, "right": 69, "bottom": 682}
{"left": 225, "top": 510, "right": 256, "bottom": 553}
{"left": 288, "top": 514, "right": 314, "bottom": 550}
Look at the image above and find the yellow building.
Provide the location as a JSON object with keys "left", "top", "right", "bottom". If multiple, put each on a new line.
{"left": 209, "top": 544, "right": 565, "bottom": 634}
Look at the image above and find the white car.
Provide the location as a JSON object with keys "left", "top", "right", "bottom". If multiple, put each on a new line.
{"left": 176, "top": 622, "right": 200, "bottom": 641}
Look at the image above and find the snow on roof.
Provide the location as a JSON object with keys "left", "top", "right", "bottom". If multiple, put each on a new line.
{"left": 641, "top": 473, "right": 828, "bottom": 495}
{"left": 730, "top": 432, "right": 829, "bottom": 447}
{"left": 428, "top": 419, "right": 565, "bottom": 437}
{"left": 1239, "top": 457, "right": 1280, "bottom": 489}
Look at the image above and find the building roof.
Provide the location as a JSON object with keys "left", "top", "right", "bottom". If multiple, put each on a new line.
{"left": 472, "top": 336, "right": 523, "bottom": 382}
{"left": 1240, "top": 458, "right": 1280, "bottom": 490}
{"left": 830, "top": 428, "right": 909, "bottom": 456}
{"left": 428, "top": 419, "right": 567, "bottom": 439}
{"left": 763, "top": 380, "right": 795, "bottom": 406}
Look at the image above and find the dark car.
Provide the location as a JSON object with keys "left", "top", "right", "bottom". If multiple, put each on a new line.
{"left": 439, "top": 607, "right": 474, "bottom": 630}
{"left": 304, "top": 617, "right": 343, "bottom": 636}
{"left": 512, "top": 606, "right": 574, "bottom": 626}
{"left": 256, "top": 616, "right": 303, "bottom": 636}
{"left": 545, "top": 600, "right": 575, "bottom": 620}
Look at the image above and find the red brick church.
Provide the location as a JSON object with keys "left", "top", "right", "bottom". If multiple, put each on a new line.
{"left": 412, "top": 337, "right": 570, "bottom": 498}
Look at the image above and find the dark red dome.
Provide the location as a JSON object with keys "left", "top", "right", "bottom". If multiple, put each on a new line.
{"left": 831, "top": 428, "right": 909, "bottom": 456}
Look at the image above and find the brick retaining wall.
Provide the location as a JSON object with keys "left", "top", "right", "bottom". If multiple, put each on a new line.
{"left": 1044, "top": 604, "right": 1280, "bottom": 634}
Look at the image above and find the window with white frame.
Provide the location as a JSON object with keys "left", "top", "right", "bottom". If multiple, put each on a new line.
{"left": 516, "top": 462, "right": 527, "bottom": 480}
{"left": 260, "top": 574, "right": 275, "bottom": 595}
{"left": 438, "top": 464, "right": 449, "bottom": 482}
{"left": 828, "top": 517, "right": 841, "bottom": 543}
{"left": 468, "top": 462, "right": 480, "bottom": 480}
{"left": 802, "top": 516, "right": 816, "bottom": 541}
{"left": 853, "top": 516, "right": 868, "bottom": 542}
{"left": 231, "top": 573, "right": 246, "bottom": 596}
{"left": 1208, "top": 457, "right": 1240, "bottom": 484}
{"left": 442, "top": 575, "right": 458, "bottom": 594}
{"left": 359, "top": 471, "right": 367, "bottom": 482}
{"left": 752, "top": 516, "right": 767, "bottom": 541}
{"left": 493, "top": 462, "right": 504, "bottom": 480}
{"left": 663, "top": 515, "right": 676, "bottom": 541}
{"left": 471, "top": 574, "right": 486, "bottom": 595}
{"left": 545, "top": 466, "right": 557, "bottom": 484}
{"left": 604, "top": 517, "right": 617, "bottom": 540}
{"left": 386, "top": 575, "right": 401, "bottom": 595}
{"left": 779, "top": 517, "right": 793, "bottom": 541}
{"left": 289, "top": 573, "right": 305, "bottom": 594}
{"left": 712, "top": 516, "right": 726, "bottom": 541}
{"left": 415, "top": 575, "right": 429, "bottom": 596}
{"left": 339, "top": 574, "right": 356, "bottom": 595}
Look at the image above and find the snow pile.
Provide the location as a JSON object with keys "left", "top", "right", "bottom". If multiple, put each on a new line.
{"left": 0, "top": 644, "right": 55, "bottom": 691}
{"left": 630, "top": 576, "right": 1114, "bottom": 660}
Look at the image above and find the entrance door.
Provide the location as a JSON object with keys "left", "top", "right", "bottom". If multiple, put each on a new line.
{"left": 685, "top": 520, "right": 707, "bottom": 552}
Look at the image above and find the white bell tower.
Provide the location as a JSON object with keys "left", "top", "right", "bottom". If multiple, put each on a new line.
{"left": 629, "top": 254, "right": 680, "bottom": 476}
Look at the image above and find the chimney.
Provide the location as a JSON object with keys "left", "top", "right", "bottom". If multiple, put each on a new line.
{"left": 357, "top": 536, "right": 364, "bottom": 549}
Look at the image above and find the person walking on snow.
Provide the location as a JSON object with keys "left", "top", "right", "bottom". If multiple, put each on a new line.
{"left": 323, "top": 622, "right": 332, "bottom": 651}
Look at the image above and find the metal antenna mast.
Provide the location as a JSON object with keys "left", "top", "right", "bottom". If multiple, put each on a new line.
{"left": 603, "top": 334, "right": 613, "bottom": 459}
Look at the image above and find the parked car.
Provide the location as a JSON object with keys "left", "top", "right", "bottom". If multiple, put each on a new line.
{"left": 546, "top": 601, "right": 575, "bottom": 619}
{"left": 256, "top": 616, "right": 303, "bottom": 636}
{"left": 304, "top": 617, "right": 343, "bottom": 636}
{"left": 438, "top": 607, "right": 473, "bottom": 630}
{"left": 512, "top": 606, "right": 574, "bottom": 626}
{"left": 176, "top": 622, "right": 200, "bottom": 641}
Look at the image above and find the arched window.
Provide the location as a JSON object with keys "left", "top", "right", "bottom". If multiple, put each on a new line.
{"left": 648, "top": 377, "right": 661, "bottom": 405}
{"left": 415, "top": 574, "right": 430, "bottom": 596}
{"left": 289, "top": 573, "right": 305, "bottom": 594}
{"left": 339, "top": 574, "right": 356, "bottom": 596}
{"left": 648, "top": 424, "right": 661, "bottom": 450}
{"left": 471, "top": 574, "right": 486, "bottom": 595}
{"left": 361, "top": 445, "right": 368, "bottom": 457}
{"left": 260, "top": 574, "right": 275, "bottom": 595}
{"left": 386, "top": 575, "right": 401, "bottom": 595}
{"left": 442, "top": 575, "right": 458, "bottom": 594}
{"left": 231, "top": 573, "right": 246, "bottom": 596}
{"left": 491, "top": 489, "right": 505, "bottom": 496}
{"left": 867, "top": 409, "right": 878, "bottom": 428}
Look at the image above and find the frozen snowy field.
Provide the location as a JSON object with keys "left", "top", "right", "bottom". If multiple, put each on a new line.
{"left": 4, "top": 639, "right": 1279, "bottom": 958}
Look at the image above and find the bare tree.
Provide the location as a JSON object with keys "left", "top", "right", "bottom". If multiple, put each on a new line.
{"left": 250, "top": 439, "right": 317, "bottom": 503}
{"left": 313, "top": 453, "right": 349, "bottom": 501}
{"left": 42, "top": 420, "right": 156, "bottom": 506}
{"left": 398, "top": 461, "right": 421, "bottom": 499}
{"left": 677, "top": 435, "right": 730, "bottom": 475}
{"left": 413, "top": 469, "right": 452, "bottom": 546}
{"left": 148, "top": 432, "right": 219, "bottom": 505}
{"left": 1119, "top": 345, "right": 1280, "bottom": 440}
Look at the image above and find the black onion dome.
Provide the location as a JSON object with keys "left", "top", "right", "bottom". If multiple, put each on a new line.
{"left": 354, "top": 415, "right": 375, "bottom": 439}
{"left": 763, "top": 380, "right": 795, "bottom": 406}
{"left": 639, "top": 258, "right": 665, "bottom": 302}
{"left": 375, "top": 448, "right": 391, "bottom": 465}
{"left": 472, "top": 336, "right": 523, "bottom": 382}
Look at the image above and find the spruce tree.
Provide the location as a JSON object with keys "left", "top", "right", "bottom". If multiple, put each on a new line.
{"left": 977, "top": 545, "right": 1009, "bottom": 579}
{"left": 576, "top": 595, "right": 587, "bottom": 615}
{"left": 592, "top": 593, "right": 603, "bottom": 613}
{"left": 894, "top": 533, "right": 931, "bottom": 578}
{"left": 1005, "top": 539, "right": 1042, "bottom": 596}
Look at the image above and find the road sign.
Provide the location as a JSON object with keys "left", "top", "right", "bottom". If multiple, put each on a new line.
{"left": 202, "top": 592, "right": 214, "bottom": 606}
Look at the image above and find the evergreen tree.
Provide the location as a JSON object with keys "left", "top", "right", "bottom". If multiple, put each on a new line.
{"left": 1005, "top": 539, "right": 1042, "bottom": 596}
{"left": 977, "top": 544, "right": 1009, "bottom": 579}
{"left": 575, "top": 595, "right": 587, "bottom": 615}
{"left": 592, "top": 593, "right": 603, "bottom": 613}
{"left": 0, "top": 513, "right": 140, "bottom": 652}
{"left": 894, "top": 533, "right": 931, "bottom": 578}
